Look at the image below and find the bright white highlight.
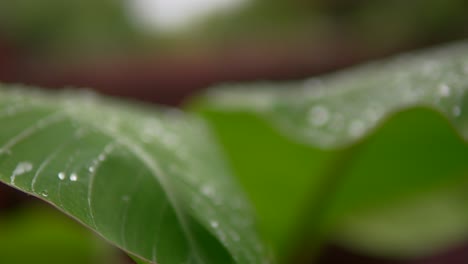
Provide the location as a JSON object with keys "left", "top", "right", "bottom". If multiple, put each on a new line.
{"left": 128, "top": 0, "right": 246, "bottom": 32}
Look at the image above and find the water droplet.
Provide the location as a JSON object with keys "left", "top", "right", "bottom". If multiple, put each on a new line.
{"left": 308, "top": 105, "right": 329, "bottom": 127}
{"left": 40, "top": 190, "right": 48, "bottom": 197}
{"left": 88, "top": 166, "right": 95, "bottom": 173}
{"left": 210, "top": 220, "right": 219, "bottom": 228}
{"left": 14, "top": 162, "right": 32, "bottom": 174}
{"left": 438, "top": 83, "right": 451, "bottom": 97}
{"left": 348, "top": 120, "right": 365, "bottom": 138}
{"left": 10, "top": 161, "right": 33, "bottom": 184}
{"left": 453, "top": 105, "right": 461, "bottom": 117}
{"left": 70, "top": 173, "right": 78, "bottom": 181}
{"left": 58, "top": 172, "right": 66, "bottom": 180}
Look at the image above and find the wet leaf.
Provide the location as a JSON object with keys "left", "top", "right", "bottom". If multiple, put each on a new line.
{"left": 0, "top": 86, "right": 268, "bottom": 264}
{"left": 192, "top": 41, "right": 468, "bottom": 259}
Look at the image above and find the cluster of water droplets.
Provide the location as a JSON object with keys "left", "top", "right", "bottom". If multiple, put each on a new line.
{"left": 143, "top": 113, "right": 263, "bottom": 262}
{"left": 108, "top": 107, "right": 265, "bottom": 262}
{"left": 204, "top": 42, "right": 468, "bottom": 149}
{"left": 0, "top": 84, "right": 270, "bottom": 263}
{"left": 141, "top": 118, "right": 182, "bottom": 154}
{"left": 263, "top": 44, "right": 468, "bottom": 147}
{"left": 57, "top": 171, "right": 79, "bottom": 182}
{"left": 88, "top": 143, "right": 114, "bottom": 175}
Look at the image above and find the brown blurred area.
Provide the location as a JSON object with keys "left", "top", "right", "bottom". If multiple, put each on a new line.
{"left": 0, "top": 35, "right": 399, "bottom": 105}
{"left": 1, "top": 0, "right": 468, "bottom": 263}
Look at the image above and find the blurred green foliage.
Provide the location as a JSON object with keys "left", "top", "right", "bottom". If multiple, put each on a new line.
{"left": 0, "top": 204, "right": 118, "bottom": 264}
{"left": 1, "top": 0, "right": 468, "bottom": 56}
{"left": 0, "top": 0, "right": 140, "bottom": 56}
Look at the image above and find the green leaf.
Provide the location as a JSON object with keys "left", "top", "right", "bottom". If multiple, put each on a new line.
{"left": 0, "top": 86, "right": 268, "bottom": 264}
{"left": 333, "top": 179, "right": 468, "bottom": 258}
{"left": 191, "top": 41, "right": 468, "bottom": 259}
{"left": 322, "top": 107, "right": 468, "bottom": 257}
{"left": 198, "top": 42, "right": 468, "bottom": 147}
{"left": 185, "top": 109, "right": 337, "bottom": 260}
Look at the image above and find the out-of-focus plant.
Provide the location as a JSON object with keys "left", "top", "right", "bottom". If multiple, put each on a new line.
{"left": 0, "top": 0, "right": 140, "bottom": 56}
{"left": 2, "top": 0, "right": 468, "bottom": 57}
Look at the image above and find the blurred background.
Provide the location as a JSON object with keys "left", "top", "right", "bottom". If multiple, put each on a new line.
{"left": 1, "top": 0, "right": 468, "bottom": 263}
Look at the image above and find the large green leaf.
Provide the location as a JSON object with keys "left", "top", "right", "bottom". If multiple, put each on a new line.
{"left": 191, "top": 41, "right": 468, "bottom": 260}
{"left": 198, "top": 42, "right": 468, "bottom": 147}
{"left": 0, "top": 86, "right": 268, "bottom": 264}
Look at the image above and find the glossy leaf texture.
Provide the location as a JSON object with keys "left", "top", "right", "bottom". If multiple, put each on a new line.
{"left": 191, "top": 41, "right": 468, "bottom": 260}
{"left": 0, "top": 86, "right": 268, "bottom": 264}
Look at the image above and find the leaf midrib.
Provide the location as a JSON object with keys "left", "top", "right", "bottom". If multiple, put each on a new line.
{"left": 80, "top": 114, "right": 205, "bottom": 264}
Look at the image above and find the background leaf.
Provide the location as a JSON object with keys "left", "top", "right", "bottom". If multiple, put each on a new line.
{"left": 0, "top": 204, "right": 118, "bottom": 264}
{"left": 191, "top": 41, "right": 468, "bottom": 261}
{"left": 0, "top": 86, "right": 268, "bottom": 264}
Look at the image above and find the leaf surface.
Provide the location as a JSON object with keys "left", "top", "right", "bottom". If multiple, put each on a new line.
{"left": 0, "top": 86, "right": 268, "bottom": 264}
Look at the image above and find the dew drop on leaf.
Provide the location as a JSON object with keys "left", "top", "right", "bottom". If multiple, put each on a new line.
{"left": 58, "top": 172, "right": 66, "bottom": 180}
{"left": 69, "top": 173, "right": 78, "bottom": 182}
{"left": 10, "top": 161, "right": 33, "bottom": 184}
{"left": 210, "top": 220, "right": 219, "bottom": 229}
{"left": 438, "top": 83, "right": 451, "bottom": 97}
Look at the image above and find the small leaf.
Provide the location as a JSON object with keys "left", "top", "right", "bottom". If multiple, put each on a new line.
{"left": 0, "top": 86, "right": 268, "bottom": 264}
